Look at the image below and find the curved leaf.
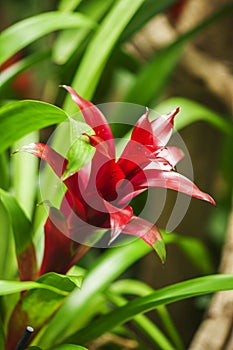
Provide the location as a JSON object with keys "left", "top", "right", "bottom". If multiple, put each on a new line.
{"left": 0, "top": 280, "right": 68, "bottom": 296}
{"left": 0, "top": 189, "right": 36, "bottom": 281}
{"left": 37, "top": 239, "right": 151, "bottom": 348}
{"left": 106, "top": 290, "right": 177, "bottom": 350}
{"left": 6, "top": 273, "right": 81, "bottom": 350}
{"left": 63, "top": 0, "right": 145, "bottom": 112}
{"left": 0, "top": 100, "right": 68, "bottom": 153}
{"left": 67, "top": 274, "right": 233, "bottom": 344}
{"left": 53, "top": 0, "right": 114, "bottom": 65}
{"left": 0, "top": 12, "right": 96, "bottom": 65}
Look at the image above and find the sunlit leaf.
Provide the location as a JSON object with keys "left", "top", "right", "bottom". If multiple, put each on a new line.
{"left": 58, "top": 0, "right": 83, "bottom": 12}
{"left": 0, "top": 189, "right": 37, "bottom": 281}
{"left": 0, "top": 202, "right": 17, "bottom": 279}
{"left": 0, "top": 12, "right": 96, "bottom": 65}
{"left": 63, "top": 0, "right": 145, "bottom": 112}
{"left": 53, "top": 0, "right": 114, "bottom": 65}
{"left": 62, "top": 137, "right": 95, "bottom": 180}
{"left": 106, "top": 290, "right": 177, "bottom": 350}
{"left": 6, "top": 273, "right": 81, "bottom": 350}
{"left": 0, "top": 100, "right": 68, "bottom": 153}
{"left": 67, "top": 274, "right": 233, "bottom": 344}
{"left": 37, "top": 239, "right": 151, "bottom": 348}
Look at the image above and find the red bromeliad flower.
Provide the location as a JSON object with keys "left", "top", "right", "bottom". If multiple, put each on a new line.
{"left": 21, "top": 86, "right": 215, "bottom": 275}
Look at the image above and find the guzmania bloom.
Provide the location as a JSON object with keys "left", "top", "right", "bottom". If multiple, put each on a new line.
{"left": 21, "top": 86, "right": 215, "bottom": 275}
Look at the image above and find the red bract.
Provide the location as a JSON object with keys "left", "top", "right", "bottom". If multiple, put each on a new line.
{"left": 20, "top": 86, "right": 215, "bottom": 274}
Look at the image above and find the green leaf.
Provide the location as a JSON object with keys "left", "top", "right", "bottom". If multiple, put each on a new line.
{"left": 37, "top": 272, "right": 83, "bottom": 291}
{"left": 108, "top": 279, "right": 183, "bottom": 350}
{"left": 62, "top": 137, "right": 95, "bottom": 180}
{"left": 63, "top": 0, "right": 145, "bottom": 112}
{"left": 0, "top": 12, "right": 96, "bottom": 66}
{"left": 0, "top": 51, "right": 50, "bottom": 89}
{"left": 0, "top": 100, "right": 68, "bottom": 153}
{"left": 37, "top": 239, "right": 151, "bottom": 348}
{"left": 6, "top": 273, "right": 80, "bottom": 349}
{"left": 0, "top": 280, "right": 68, "bottom": 296}
{"left": 58, "top": 0, "right": 83, "bottom": 12}
{"left": 153, "top": 239, "right": 166, "bottom": 264}
{"left": 53, "top": 0, "right": 114, "bottom": 65}
{"left": 67, "top": 274, "right": 233, "bottom": 344}
{"left": 12, "top": 132, "right": 39, "bottom": 219}
{"left": 155, "top": 97, "right": 233, "bottom": 136}
{"left": 0, "top": 189, "right": 37, "bottom": 281}
{"left": 0, "top": 202, "right": 17, "bottom": 279}
{"left": 0, "top": 152, "right": 9, "bottom": 190}
{"left": 124, "top": 2, "right": 233, "bottom": 106}
{"left": 51, "top": 345, "right": 87, "bottom": 350}
{"left": 106, "top": 291, "right": 176, "bottom": 350}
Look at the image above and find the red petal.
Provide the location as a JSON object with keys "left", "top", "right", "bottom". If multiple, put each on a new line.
{"left": 16, "top": 142, "right": 68, "bottom": 177}
{"left": 146, "top": 146, "right": 184, "bottom": 170}
{"left": 122, "top": 216, "right": 162, "bottom": 245}
{"left": 62, "top": 85, "right": 115, "bottom": 158}
{"left": 131, "top": 108, "right": 154, "bottom": 146}
{"left": 131, "top": 169, "right": 216, "bottom": 205}
{"left": 60, "top": 190, "right": 87, "bottom": 222}
{"left": 39, "top": 206, "right": 89, "bottom": 275}
{"left": 151, "top": 107, "right": 180, "bottom": 147}
{"left": 84, "top": 133, "right": 112, "bottom": 159}
{"left": 96, "top": 160, "right": 125, "bottom": 201}
{"left": 104, "top": 201, "right": 133, "bottom": 244}
{"left": 39, "top": 207, "right": 74, "bottom": 275}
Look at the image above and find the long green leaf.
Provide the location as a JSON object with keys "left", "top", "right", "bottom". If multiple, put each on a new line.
{"left": 0, "top": 12, "right": 96, "bottom": 65}
{"left": 37, "top": 239, "right": 151, "bottom": 348}
{"left": 156, "top": 97, "right": 233, "bottom": 136}
{"left": 0, "top": 100, "right": 68, "bottom": 153}
{"left": 58, "top": 0, "right": 83, "bottom": 12}
{"left": 0, "top": 189, "right": 37, "bottom": 280}
{"left": 53, "top": 0, "right": 114, "bottom": 65}
{"left": 0, "top": 280, "right": 68, "bottom": 296}
{"left": 124, "top": 2, "right": 233, "bottom": 106}
{"left": 67, "top": 274, "right": 233, "bottom": 344}
{"left": 63, "top": 0, "right": 145, "bottom": 112}
{"left": 0, "top": 152, "right": 9, "bottom": 190}
{"left": 0, "top": 202, "right": 17, "bottom": 279}
{"left": 106, "top": 291, "right": 176, "bottom": 350}
{"left": 12, "top": 132, "right": 39, "bottom": 219}
{"left": 108, "top": 280, "right": 183, "bottom": 350}
{"left": 5, "top": 273, "right": 81, "bottom": 350}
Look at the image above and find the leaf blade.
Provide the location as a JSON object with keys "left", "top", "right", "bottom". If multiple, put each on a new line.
{"left": 0, "top": 100, "right": 68, "bottom": 153}
{"left": 0, "top": 12, "right": 96, "bottom": 65}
